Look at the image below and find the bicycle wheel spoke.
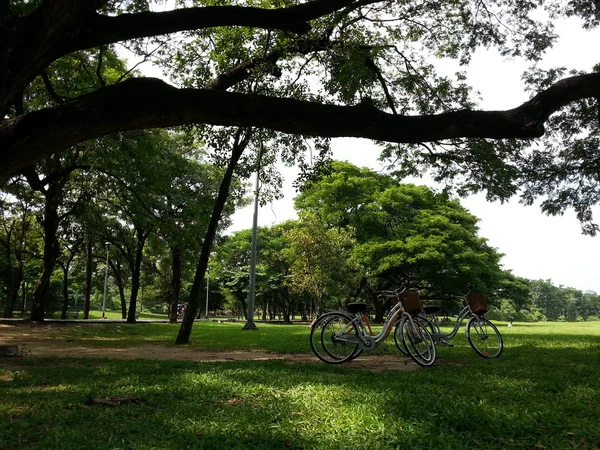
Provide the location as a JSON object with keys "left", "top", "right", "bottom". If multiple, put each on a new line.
{"left": 310, "top": 313, "right": 361, "bottom": 364}
{"left": 400, "top": 316, "right": 436, "bottom": 367}
{"left": 466, "top": 317, "right": 503, "bottom": 358}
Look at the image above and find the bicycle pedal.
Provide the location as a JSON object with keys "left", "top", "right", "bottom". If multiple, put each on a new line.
{"left": 439, "top": 338, "right": 453, "bottom": 347}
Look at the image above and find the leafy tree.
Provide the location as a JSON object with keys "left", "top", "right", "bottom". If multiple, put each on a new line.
{"left": 284, "top": 213, "right": 357, "bottom": 315}
{"left": 0, "top": 183, "right": 40, "bottom": 317}
{"left": 1, "top": 1, "right": 598, "bottom": 215}
{"left": 2, "top": 0, "right": 599, "bottom": 341}
{"left": 295, "top": 161, "right": 509, "bottom": 298}
{"left": 529, "top": 279, "right": 567, "bottom": 321}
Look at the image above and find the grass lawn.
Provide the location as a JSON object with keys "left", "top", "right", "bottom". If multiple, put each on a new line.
{"left": 1, "top": 321, "right": 599, "bottom": 449}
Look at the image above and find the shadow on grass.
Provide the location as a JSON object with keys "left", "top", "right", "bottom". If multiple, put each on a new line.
{"left": 1, "top": 337, "right": 599, "bottom": 450}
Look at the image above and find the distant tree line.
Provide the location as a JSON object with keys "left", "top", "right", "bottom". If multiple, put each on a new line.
{"left": 3, "top": 160, "right": 598, "bottom": 324}
{"left": 487, "top": 279, "right": 600, "bottom": 323}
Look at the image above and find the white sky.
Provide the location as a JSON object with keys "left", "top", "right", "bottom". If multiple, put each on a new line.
{"left": 226, "top": 17, "right": 600, "bottom": 294}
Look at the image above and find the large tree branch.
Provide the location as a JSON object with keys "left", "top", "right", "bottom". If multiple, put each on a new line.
{"left": 77, "top": 0, "right": 358, "bottom": 50}
{"left": 0, "top": 0, "right": 356, "bottom": 118}
{"left": 1, "top": 73, "right": 599, "bottom": 179}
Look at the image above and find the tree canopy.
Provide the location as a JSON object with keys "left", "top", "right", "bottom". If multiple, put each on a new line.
{"left": 2, "top": 0, "right": 600, "bottom": 342}
{"left": 1, "top": 0, "right": 599, "bottom": 226}
{"left": 295, "top": 161, "right": 509, "bottom": 296}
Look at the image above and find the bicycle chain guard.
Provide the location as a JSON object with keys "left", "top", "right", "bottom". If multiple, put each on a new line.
{"left": 357, "top": 335, "right": 378, "bottom": 351}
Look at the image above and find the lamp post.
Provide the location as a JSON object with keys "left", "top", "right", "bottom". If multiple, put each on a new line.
{"left": 101, "top": 242, "right": 111, "bottom": 319}
{"left": 242, "top": 145, "right": 262, "bottom": 331}
{"left": 205, "top": 267, "right": 210, "bottom": 320}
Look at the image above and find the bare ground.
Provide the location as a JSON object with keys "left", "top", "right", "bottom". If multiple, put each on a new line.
{"left": 0, "top": 323, "right": 418, "bottom": 372}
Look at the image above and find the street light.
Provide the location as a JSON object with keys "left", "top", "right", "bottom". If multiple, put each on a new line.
{"left": 101, "top": 242, "right": 111, "bottom": 319}
{"left": 242, "top": 144, "right": 262, "bottom": 331}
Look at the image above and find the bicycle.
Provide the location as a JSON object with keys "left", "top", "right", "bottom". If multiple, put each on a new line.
{"left": 309, "top": 283, "right": 437, "bottom": 367}
{"left": 418, "top": 285, "right": 504, "bottom": 358}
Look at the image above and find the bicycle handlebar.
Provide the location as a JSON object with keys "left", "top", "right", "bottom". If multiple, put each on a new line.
{"left": 375, "top": 285, "right": 409, "bottom": 299}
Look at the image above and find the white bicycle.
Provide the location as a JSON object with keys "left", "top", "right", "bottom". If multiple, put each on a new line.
{"left": 309, "top": 283, "right": 437, "bottom": 367}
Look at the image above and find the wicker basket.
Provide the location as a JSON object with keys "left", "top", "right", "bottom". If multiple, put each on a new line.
{"left": 399, "top": 290, "right": 422, "bottom": 314}
{"left": 467, "top": 293, "right": 488, "bottom": 315}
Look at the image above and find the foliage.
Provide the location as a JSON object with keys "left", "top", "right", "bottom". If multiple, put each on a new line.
{"left": 295, "top": 161, "right": 512, "bottom": 300}
{"left": 284, "top": 213, "right": 358, "bottom": 313}
{"left": 527, "top": 279, "right": 600, "bottom": 322}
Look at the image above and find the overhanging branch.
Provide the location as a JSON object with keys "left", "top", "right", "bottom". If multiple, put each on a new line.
{"left": 0, "top": 0, "right": 357, "bottom": 118}
{"left": 71, "top": 0, "right": 358, "bottom": 51}
{"left": 1, "top": 72, "right": 599, "bottom": 178}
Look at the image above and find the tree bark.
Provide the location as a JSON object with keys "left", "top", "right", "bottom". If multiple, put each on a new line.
{"left": 3, "top": 267, "right": 22, "bottom": 318}
{"left": 60, "top": 262, "right": 70, "bottom": 320}
{"left": 169, "top": 247, "right": 182, "bottom": 324}
{"left": 110, "top": 259, "right": 128, "bottom": 320}
{"left": 83, "top": 235, "right": 92, "bottom": 319}
{"left": 126, "top": 227, "right": 148, "bottom": 323}
{"left": 30, "top": 183, "right": 62, "bottom": 322}
{"left": 0, "top": 0, "right": 355, "bottom": 117}
{"left": 2, "top": 73, "right": 599, "bottom": 179}
{"left": 176, "top": 129, "right": 250, "bottom": 344}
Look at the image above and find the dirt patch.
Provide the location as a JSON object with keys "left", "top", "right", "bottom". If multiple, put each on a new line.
{"left": 0, "top": 323, "right": 418, "bottom": 372}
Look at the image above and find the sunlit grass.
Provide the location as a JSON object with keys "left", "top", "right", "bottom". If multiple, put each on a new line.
{"left": 1, "top": 321, "right": 599, "bottom": 449}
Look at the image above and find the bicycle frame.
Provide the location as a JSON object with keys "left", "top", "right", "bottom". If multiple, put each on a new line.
{"left": 422, "top": 293, "right": 487, "bottom": 345}
{"left": 331, "top": 294, "right": 411, "bottom": 351}
{"left": 424, "top": 305, "right": 471, "bottom": 345}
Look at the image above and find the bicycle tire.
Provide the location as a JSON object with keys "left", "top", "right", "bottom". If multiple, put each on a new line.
{"left": 399, "top": 315, "right": 437, "bottom": 367}
{"left": 466, "top": 316, "right": 503, "bottom": 358}
{"left": 393, "top": 319, "right": 410, "bottom": 356}
{"left": 310, "top": 312, "right": 361, "bottom": 364}
{"left": 395, "top": 315, "right": 435, "bottom": 355}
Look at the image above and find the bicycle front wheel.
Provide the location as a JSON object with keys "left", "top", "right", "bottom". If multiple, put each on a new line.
{"left": 394, "top": 315, "right": 430, "bottom": 356}
{"left": 310, "top": 313, "right": 361, "bottom": 364}
{"left": 399, "top": 315, "right": 437, "bottom": 367}
{"left": 466, "top": 316, "right": 503, "bottom": 358}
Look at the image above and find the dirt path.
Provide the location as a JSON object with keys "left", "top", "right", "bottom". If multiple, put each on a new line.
{"left": 0, "top": 323, "right": 418, "bottom": 372}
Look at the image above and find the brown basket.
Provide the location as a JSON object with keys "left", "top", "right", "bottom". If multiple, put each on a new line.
{"left": 399, "top": 290, "right": 422, "bottom": 315}
{"left": 467, "top": 294, "right": 488, "bottom": 315}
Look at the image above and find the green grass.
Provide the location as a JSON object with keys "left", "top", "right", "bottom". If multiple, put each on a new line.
{"left": 1, "top": 321, "right": 599, "bottom": 449}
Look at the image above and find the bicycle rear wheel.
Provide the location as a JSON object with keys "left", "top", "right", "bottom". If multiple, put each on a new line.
{"left": 466, "top": 316, "right": 503, "bottom": 358}
{"left": 399, "top": 315, "right": 437, "bottom": 367}
{"left": 310, "top": 313, "right": 361, "bottom": 364}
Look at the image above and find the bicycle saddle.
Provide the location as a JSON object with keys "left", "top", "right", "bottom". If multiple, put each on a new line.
{"left": 423, "top": 305, "right": 441, "bottom": 315}
{"left": 347, "top": 303, "right": 370, "bottom": 313}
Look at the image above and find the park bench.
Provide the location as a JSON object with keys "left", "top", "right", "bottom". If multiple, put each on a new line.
{"left": 65, "top": 308, "right": 80, "bottom": 319}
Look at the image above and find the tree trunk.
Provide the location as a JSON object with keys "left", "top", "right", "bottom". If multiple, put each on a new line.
{"left": 21, "top": 281, "right": 27, "bottom": 313}
{"left": 169, "top": 247, "right": 182, "bottom": 324}
{"left": 176, "top": 129, "right": 250, "bottom": 344}
{"left": 30, "top": 185, "right": 62, "bottom": 322}
{"left": 108, "top": 258, "right": 128, "bottom": 319}
{"left": 83, "top": 234, "right": 92, "bottom": 319}
{"left": 3, "top": 266, "right": 22, "bottom": 318}
{"left": 60, "top": 263, "right": 69, "bottom": 319}
{"left": 282, "top": 289, "right": 294, "bottom": 324}
{"left": 126, "top": 227, "right": 148, "bottom": 323}
{"left": 239, "top": 297, "right": 248, "bottom": 320}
